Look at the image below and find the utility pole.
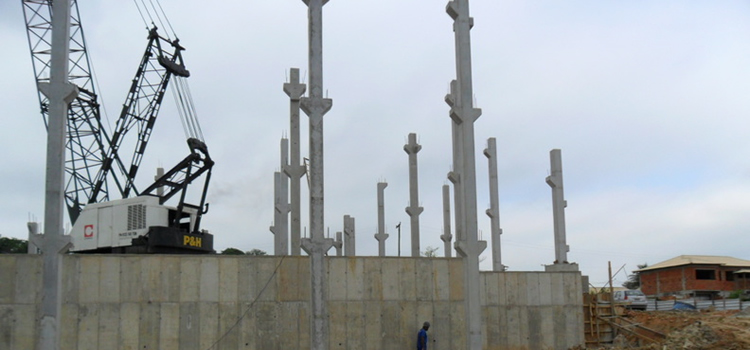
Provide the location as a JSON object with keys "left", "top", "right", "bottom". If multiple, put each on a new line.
{"left": 33, "top": 0, "right": 77, "bottom": 348}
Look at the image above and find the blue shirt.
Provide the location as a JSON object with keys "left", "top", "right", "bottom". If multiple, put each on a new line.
{"left": 417, "top": 328, "right": 428, "bottom": 350}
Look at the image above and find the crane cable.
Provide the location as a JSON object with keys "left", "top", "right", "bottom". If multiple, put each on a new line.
{"left": 131, "top": 0, "right": 149, "bottom": 30}
{"left": 133, "top": 0, "right": 203, "bottom": 142}
{"left": 146, "top": 0, "right": 171, "bottom": 40}
{"left": 153, "top": 0, "right": 177, "bottom": 39}
{"left": 171, "top": 76, "right": 205, "bottom": 142}
{"left": 132, "top": 0, "right": 176, "bottom": 39}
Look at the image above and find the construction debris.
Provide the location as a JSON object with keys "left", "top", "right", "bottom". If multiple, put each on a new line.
{"left": 572, "top": 309, "right": 750, "bottom": 349}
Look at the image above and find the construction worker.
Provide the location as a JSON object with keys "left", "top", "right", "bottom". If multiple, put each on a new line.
{"left": 417, "top": 321, "right": 430, "bottom": 350}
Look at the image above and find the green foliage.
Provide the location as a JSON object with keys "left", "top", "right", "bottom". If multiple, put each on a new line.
{"left": 422, "top": 246, "right": 439, "bottom": 258}
{"left": 246, "top": 248, "right": 268, "bottom": 256}
{"left": 728, "top": 290, "right": 742, "bottom": 299}
{"left": 622, "top": 263, "right": 648, "bottom": 290}
{"left": 220, "top": 247, "right": 245, "bottom": 255}
{"left": 0, "top": 237, "right": 28, "bottom": 254}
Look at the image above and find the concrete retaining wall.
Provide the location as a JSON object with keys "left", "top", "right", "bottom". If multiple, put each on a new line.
{"left": 0, "top": 255, "right": 583, "bottom": 350}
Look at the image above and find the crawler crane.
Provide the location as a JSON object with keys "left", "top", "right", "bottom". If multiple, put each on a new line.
{"left": 22, "top": 0, "right": 214, "bottom": 253}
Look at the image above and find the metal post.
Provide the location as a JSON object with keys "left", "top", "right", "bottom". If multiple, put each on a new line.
{"left": 35, "top": 0, "right": 77, "bottom": 348}
{"left": 608, "top": 261, "right": 615, "bottom": 319}
{"left": 283, "top": 68, "right": 307, "bottom": 256}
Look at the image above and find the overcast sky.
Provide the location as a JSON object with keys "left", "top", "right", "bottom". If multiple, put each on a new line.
{"left": 2, "top": 0, "right": 750, "bottom": 287}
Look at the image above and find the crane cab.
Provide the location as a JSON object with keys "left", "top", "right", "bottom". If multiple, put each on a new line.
{"left": 70, "top": 195, "right": 213, "bottom": 254}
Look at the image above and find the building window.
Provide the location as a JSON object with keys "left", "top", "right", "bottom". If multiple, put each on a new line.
{"left": 726, "top": 271, "right": 736, "bottom": 281}
{"left": 696, "top": 269, "right": 716, "bottom": 280}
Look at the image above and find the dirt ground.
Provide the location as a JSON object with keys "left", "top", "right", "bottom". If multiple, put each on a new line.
{"left": 573, "top": 308, "right": 750, "bottom": 349}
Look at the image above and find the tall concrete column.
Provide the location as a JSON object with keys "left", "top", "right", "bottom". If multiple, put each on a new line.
{"left": 298, "top": 1, "right": 333, "bottom": 349}
{"left": 374, "top": 182, "right": 389, "bottom": 257}
{"left": 270, "top": 139, "right": 290, "bottom": 255}
{"left": 446, "top": 80, "right": 464, "bottom": 243}
{"left": 155, "top": 167, "right": 165, "bottom": 197}
{"left": 440, "top": 184, "right": 453, "bottom": 258}
{"left": 446, "top": 0, "right": 486, "bottom": 348}
{"left": 484, "top": 138, "right": 504, "bottom": 271}
{"left": 35, "top": 0, "right": 77, "bottom": 348}
{"left": 544, "top": 149, "right": 578, "bottom": 272}
{"left": 403, "top": 133, "right": 423, "bottom": 257}
{"left": 333, "top": 231, "right": 343, "bottom": 256}
{"left": 344, "top": 214, "right": 355, "bottom": 256}
{"left": 27, "top": 221, "right": 40, "bottom": 254}
{"left": 283, "top": 68, "right": 307, "bottom": 256}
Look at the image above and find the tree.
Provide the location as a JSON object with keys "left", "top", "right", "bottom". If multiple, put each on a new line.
{"left": 220, "top": 247, "right": 245, "bottom": 255}
{"left": 622, "top": 263, "right": 648, "bottom": 290}
{"left": 422, "top": 246, "right": 439, "bottom": 257}
{"left": 246, "top": 249, "right": 268, "bottom": 256}
{"left": 0, "top": 236, "right": 28, "bottom": 254}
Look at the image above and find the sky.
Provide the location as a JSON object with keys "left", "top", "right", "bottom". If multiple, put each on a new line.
{"left": 2, "top": 0, "right": 750, "bottom": 287}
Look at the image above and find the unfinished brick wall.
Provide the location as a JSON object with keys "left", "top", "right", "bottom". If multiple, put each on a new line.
{"left": 640, "top": 265, "right": 742, "bottom": 297}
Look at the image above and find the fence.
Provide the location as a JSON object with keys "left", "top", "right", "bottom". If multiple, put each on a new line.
{"left": 647, "top": 298, "right": 748, "bottom": 311}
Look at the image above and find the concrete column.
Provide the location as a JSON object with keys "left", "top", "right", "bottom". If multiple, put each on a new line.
{"left": 403, "top": 133, "right": 423, "bottom": 257}
{"left": 153, "top": 167, "right": 165, "bottom": 197}
{"left": 35, "top": 0, "right": 77, "bottom": 348}
{"left": 283, "top": 68, "right": 307, "bottom": 256}
{"left": 374, "top": 182, "right": 389, "bottom": 257}
{"left": 445, "top": 80, "right": 464, "bottom": 243}
{"left": 270, "top": 139, "right": 290, "bottom": 255}
{"left": 333, "top": 231, "right": 343, "bottom": 256}
{"left": 446, "top": 0, "right": 486, "bottom": 348}
{"left": 298, "top": 1, "right": 333, "bottom": 349}
{"left": 544, "top": 149, "right": 578, "bottom": 272}
{"left": 344, "top": 215, "right": 355, "bottom": 256}
{"left": 27, "top": 221, "right": 41, "bottom": 254}
{"left": 484, "top": 138, "right": 504, "bottom": 271}
{"left": 440, "top": 185, "right": 453, "bottom": 258}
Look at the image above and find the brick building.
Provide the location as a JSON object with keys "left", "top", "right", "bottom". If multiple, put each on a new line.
{"left": 636, "top": 255, "right": 750, "bottom": 298}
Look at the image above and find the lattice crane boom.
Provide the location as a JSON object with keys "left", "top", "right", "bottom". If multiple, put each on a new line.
{"left": 90, "top": 26, "right": 190, "bottom": 204}
{"left": 22, "top": 0, "right": 214, "bottom": 253}
{"left": 22, "top": 0, "right": 116, "bottom": 223}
